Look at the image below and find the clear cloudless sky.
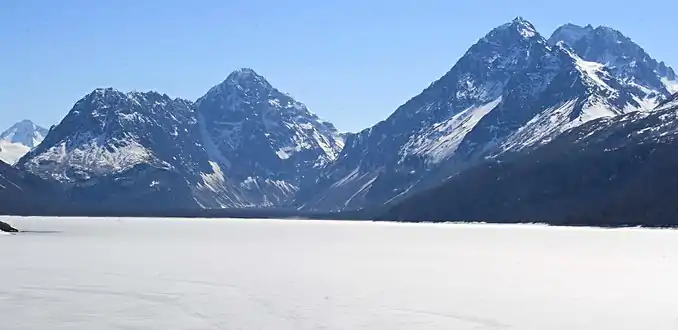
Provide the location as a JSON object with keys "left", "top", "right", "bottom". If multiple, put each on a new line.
{"left": 2, "top": 0, "right": 677, "bottom": 132}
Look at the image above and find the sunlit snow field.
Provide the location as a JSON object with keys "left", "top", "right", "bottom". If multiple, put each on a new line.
{"left": 1, "top": 217, "right": 677, "bottom": 329}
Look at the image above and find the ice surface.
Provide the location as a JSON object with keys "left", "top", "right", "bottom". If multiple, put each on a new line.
{"left": 1, "top": 217, "right": 678, "bottom": 330}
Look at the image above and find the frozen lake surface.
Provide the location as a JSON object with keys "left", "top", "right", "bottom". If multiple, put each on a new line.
{"left": 1, "top": 217, "right": 678, "bottom": 329}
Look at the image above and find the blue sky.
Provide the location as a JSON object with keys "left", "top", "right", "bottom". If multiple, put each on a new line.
{"left": 2, "top": 0, "right": 677, "bottom": 132}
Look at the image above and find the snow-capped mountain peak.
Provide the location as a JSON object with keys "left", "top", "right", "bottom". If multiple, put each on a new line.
{"left": 506, "top": 16, "right": 538, "bottom": 38}
{"left": 481, "top": 17, "right": 543, "bottom": 46}
{"left": 226, "top": 68, "right": 270, "bottom": 85}
{"left": 0, "top": 120, "right": 48, "bottom": 165}
{"left": 200, "top": 68, "right": 274, "bottom": 104}
{"left": 197, "top": 68, "right": 343, "bottom": 161}
{"left": 0, "top": 119, "right": 48, "bottom": 148}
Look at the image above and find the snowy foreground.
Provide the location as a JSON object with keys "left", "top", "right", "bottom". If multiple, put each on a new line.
{"left": 1, "top": 217, "right": 677, "bottom": 330}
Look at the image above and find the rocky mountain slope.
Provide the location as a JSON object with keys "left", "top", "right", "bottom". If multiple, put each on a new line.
{"left": 17, "top": 69, "right": 343, "bottom": 209}
{"left": 196, "top": 68, "right": 344, "bottom": 207}
{"left": 0, "top": 120, "right": 48, "bottom": 165}
{"left": 379, "top": 93, "right": 678, "bottom": 226}
{"left": 295, "top": 17, "right": 677, "bottom": 212}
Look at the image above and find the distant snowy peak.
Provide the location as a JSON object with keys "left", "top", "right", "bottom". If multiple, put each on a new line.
{"left": 0, "top": 120, "right": 48, "bottom": 165}
{"left": 0, "top": 120, "right": 48, "bottom": 148}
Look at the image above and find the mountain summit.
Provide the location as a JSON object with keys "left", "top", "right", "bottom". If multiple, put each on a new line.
{"left": 1, "top": 120, "right": 48, "bottom": 148}
{"left": 0, "top": 120, "right": 48, "bottom": 164}
{"left": 195, "top": 68, "right": 344, "bottom": 206}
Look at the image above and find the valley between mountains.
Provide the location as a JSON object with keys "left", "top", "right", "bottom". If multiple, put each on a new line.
{"left": 2, "top": 17, "right": 678, "bottom": 226}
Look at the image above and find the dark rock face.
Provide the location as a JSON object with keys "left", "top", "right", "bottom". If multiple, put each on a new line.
{"left": 66, "top": 163, "right": 202, "bottom": 213}
{"left": 0, "top": 220, "right": 18, "bottom": 232}
{"left": 0, "top": 160, "right": 64, "bottom": 216}
{"left": 379, "top": 96, "right": 678, "bottom": 226}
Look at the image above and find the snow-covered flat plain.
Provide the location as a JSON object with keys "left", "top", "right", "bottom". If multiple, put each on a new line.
{"left": 1, "top": 217, "right": 677, "bottom": 329}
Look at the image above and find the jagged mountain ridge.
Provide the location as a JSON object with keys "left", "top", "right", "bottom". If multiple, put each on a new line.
{"left": 18, "top": 69, "right": 343, "bottom": 209}
{"left": 0, "top": 120, "right": 48, "bottom": 165}
{"left": 296, "top": 17, "right": 677, "bottom": 212}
